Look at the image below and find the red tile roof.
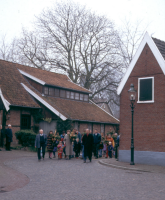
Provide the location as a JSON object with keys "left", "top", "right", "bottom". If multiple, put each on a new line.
{"left": 0, "top": 60, "right": 40, "bottom": 108}
{"left": 16, "top": 64, "right": 91, "bottom": 93}
{"left": 0, "top": 59, "right": 119, "bottom": 124}
{"left": 22, "top": 82, "right": 119, "bottom": 123}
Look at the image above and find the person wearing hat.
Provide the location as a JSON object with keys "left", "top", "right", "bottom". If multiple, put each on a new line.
{"left": 108, "top": 141, "right": 114, "bottom": 158}
{"left": 5, "top": 124, "right": 13, "bottom": 151}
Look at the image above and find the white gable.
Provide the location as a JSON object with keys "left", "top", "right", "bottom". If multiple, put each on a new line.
{"left": 117, "top": 32, "right": 165, "bottom": 95}
{"left": 0, "top": 88, "right": 10, "bottom": 111}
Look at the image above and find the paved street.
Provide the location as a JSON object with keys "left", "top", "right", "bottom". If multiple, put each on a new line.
{"left": 0, "top": 150, "right": 165, "bottom": 200}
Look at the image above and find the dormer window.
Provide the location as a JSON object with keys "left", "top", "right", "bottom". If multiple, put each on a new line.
{"left": 43, "top": 86, "right": 89, "bottom": 102}
{"left": 66, "top": 91, "right": 70, "bottom": 98}
{"left": 49, "top": 88, "right": 54, "bottom": 96}
{"left": 60, "top": 90, "right": 65, "bottom": 98}
{"left": 55, "top": 88, "right": 59, "bottom": 97}
{"left": 84, "top": 94, "right": 89, "bottom": 101}
{"left": 80, "top": 94, "right": 84, "bottom": 101}
{"left": 44, "top": 87, "right": 49, "bottom": 95}
{"left": 75, "top": 93, "right": 79, "bottom": 100}
{"left": 70, "top": 92, "right": 74, "bottom": 99}
{"left": 138, "top": 77, "right": 154, "bottom": 103}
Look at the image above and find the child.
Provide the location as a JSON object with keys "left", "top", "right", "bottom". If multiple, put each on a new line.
{"left": 57, "top": 141, "right": 65, "bottom": 159}
{"left": 52, "top": 138, "right": 59, "bottom": 158}
{"left": 74, "top": 138, "right": 81, "bottom": 158}
{"left": 108, "top": 142, "right": 114, "bottom": 158}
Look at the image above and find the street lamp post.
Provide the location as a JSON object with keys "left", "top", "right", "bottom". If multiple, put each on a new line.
{"left": 128, "top": 84, "right": 136, "bottom": 165}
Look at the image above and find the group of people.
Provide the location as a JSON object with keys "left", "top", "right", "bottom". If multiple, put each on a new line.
{"left": 35, "top": 128, "right": 120, "bottom": 163}
{"left": 0, "top": 124, "right": 13, "bottom": 151}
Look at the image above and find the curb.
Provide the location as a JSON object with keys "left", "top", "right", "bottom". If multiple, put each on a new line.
{"left": 98, "top": 160, "right": 153, "bottom": 173}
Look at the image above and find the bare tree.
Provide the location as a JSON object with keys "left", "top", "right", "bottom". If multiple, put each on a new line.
{"left": 17, "top": 2, "right": 123, "bottom": 93}
{"left": 117, "top": 20, "right": 147, "bottom": 68}
{"left": 0, "top": 35, "right": 12, "bottom": 60}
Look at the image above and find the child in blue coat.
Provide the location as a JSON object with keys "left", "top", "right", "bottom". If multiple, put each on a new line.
{"left": 108, "top": 142, "right": 114, "bottom": 158}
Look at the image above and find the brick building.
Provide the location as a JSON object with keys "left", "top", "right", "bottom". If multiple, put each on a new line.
{"left": 117, "top": 32, "right": 165, "bottom": 166}
{"left": 0, "top": 60, "right": 119, "bottom": 144}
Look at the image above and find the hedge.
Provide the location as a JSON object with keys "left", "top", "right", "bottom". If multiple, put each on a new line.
{"left": 15, "top": 130, "right": 37, "bottom": 147}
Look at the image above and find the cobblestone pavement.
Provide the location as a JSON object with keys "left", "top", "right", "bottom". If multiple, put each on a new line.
{"left": 0, "top": 150, "right": 165, "bottom": 200}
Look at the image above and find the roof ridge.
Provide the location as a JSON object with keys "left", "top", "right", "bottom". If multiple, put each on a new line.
{"left": 0, "top": 59, "right": 68, "bottom": 77}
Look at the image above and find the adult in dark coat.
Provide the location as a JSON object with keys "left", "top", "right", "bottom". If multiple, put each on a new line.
{"left": 35, "top": 129, "right": 47, "bottom": 161}
{"left": 5, "top": 124, "right": 13, "bottom": 151}
{"left": 47, "top": 131, "right": 53, "bottom": 159}
{"left": 115, "top": 133, "right": 120, "bottom": 161}
{"left": 0, "top": 125, "right": 5, "bottom": 148}
{"left": 93, "top": 129, "right": 101, "bottom": 158}
{"left": 82, "top": 129, "right": 94, "bottom": 163}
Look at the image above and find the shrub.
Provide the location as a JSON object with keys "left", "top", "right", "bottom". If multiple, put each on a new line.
{"left": 15, "top": 130, "right": 37, "bottom": 147}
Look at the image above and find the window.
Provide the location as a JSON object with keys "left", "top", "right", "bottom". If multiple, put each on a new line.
{"left": 70, "top": 92, "right": 75, "bottom": 99}
{"left": 66, "top": 91, "right": 70, "bottom": 99}
{"left": 80, "top": 94, "right": 84, "bottom": 101}
{"left": 49, "top": 88, "right": 54, "bottom": 96}
{"left": 44, "top": 87, "right": 49, "bottom": 95}
{"left": 138, "top": 77, "right": 154, "bottom": 103}
{"left": 21, "top": 114, "right": 31, "bottom": 129}
{"left": 75, "top": 93, "right": 79, "bottom": 100}
{"left": 84, "top": 94, "right": 89, "bottom": 101}
{"left": 60, "top": 89, "right": 65, "bottom": 98}
{"left": 55, "top": 88, "right": 60, "bottom": 97}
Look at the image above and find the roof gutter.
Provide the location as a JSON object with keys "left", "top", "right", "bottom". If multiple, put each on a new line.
{"left": 71, "top": 119, "right": 119, "bottom": 125}
{"left": 10, "top": 105, "right": 41, "bottom": 109}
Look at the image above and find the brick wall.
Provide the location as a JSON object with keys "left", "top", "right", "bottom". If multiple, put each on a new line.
{"left": 79, "top": 123, "right": 88, "bottom": 133}
{"left": 93, "top": 124, "right": 101, "bottom": 133}
{"left": 120, "top": 44, "right": 165, "bottom": 152}
{"left": 105, "top": 125, "right": 115, "bottom": 135}
{"left": 4, "top": 108, "right": 35, "bottom": 144}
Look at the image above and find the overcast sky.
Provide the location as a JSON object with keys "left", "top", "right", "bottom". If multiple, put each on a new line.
{"left": 0, "top": 0, "right": 165, "bottom": 42}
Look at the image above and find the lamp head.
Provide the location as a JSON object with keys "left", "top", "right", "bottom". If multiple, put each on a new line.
{"left": 128, "top": 84, "right": 136, "bottom": 102}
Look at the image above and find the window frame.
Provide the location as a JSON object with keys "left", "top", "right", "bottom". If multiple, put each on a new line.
{"left": 66, "top": 91, "right": 70, "bottom": 99}
{"left": 80, "top": 93, "right": 84, "bottom": 101}
{"left": 21, "top": 114, "right": 31, "bottom": 130}
{"left": 49, "top": 87, "right": 54, "bottom": 96}
{"left": 75, "top": 93, "right": 79, "bottom": 100}
{"left": 84, "top": 94, "right": 89, "bottom": 102}
{"left": 137, "top": 77, "right": 154, "bottom": 103}
{"left": 70, "top": 92, "right": 75, "bottom": 99}
{"left": 55, "top": 88, "right": 60, "bottom": 97}
{"left": 44, "top": 87, "right": 49, "bottom": 95}
{"left": 60, "top": 89, "right": 65, "bottom": 98}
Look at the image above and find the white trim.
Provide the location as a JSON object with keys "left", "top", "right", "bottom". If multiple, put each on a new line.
{"left": 18, "top": 69, "right": 46, "bottom": 85}
{"left": 138, "top": 77, "right": 154, "bottom": 103}
{"left": 137, "top": 101, "right": 154, "bottom": 104}
{"left": 0, "top": 88, "right": 10, "bottom": 111}
{"left": 89, "top": 100, "right": 120, "bottom": 122}
{"left": 21, "top": 83, "right": 67, "bottom": 121}
{"left": 117, "top": 32, "right": 165, "bottom": 95}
